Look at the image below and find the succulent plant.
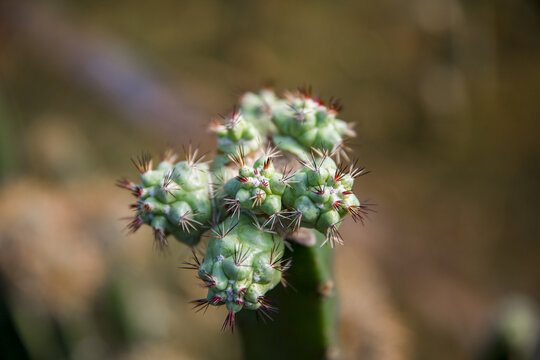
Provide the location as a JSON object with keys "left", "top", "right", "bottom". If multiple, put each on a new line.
{"left": 118, "top": 87, "right": 371, "bottom": 333}
{"left": 271, "top": 89, "right": 355, "bottom": 160}
{"left": 239, "top": 89, "right": 280, "bottom": 136}
{"left": 186, "top": 215, "right": 287, "bottom": 331}
{"left": 117, "top": 147, "right": 211, "bottom": 249}
{"left": 211, "top": 111, "right": 262, "bottom": 169}
{"left": 282, "top": 150, "right": 370, "bottom": 246}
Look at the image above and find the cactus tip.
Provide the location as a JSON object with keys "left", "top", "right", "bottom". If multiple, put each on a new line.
{"left": 178, "top": 210, "right": 203, "bottom": 233}
{"left": 162, "top": 148, "right": 178, "bottom": 163}
{"left": 191, "top": 298, "right": 211, "bottom": 314}
{"left": 224, "top": 198, "right": 242, "bottom": 219}
{"left": 179, "top": 248, "right": 202, "bottom": 271}
{"left": 209, "top": 221, "right": 238, "bottom": 239}
{"left": 131, "top": 152, "right": 152, "bottom": 174}
{"left": 348, "top": 202, "right": 375, "bottom": 224}
{"left": 183, "top": 143, "right": 206, "bottom": 168}
{"left": 227, "top": 146, "right": 246, "bottom": 168}
{"left": 116, "top": 178, "right": 139, "bottom": 196}
{"left": 199, "top": 274, "right": 216, "bottom": 288}
{"left": 322, "top": 224, "right": 344, "bottom": 248}
{"left": 153, "top": 228, "right": 168, "bottom": 252}
{"left": 263, "top": 143, "right": 281, "bottom": 159}
{"left": 225, "top": 112, "right": 241, "bottom": 129}
{"left": 249, "top": 191, "right": 265, "bottom": 208}
{"left": 126, "top": 215, "right": 143, "bottom": 233}
{"left": 233, "top": 244, "right": 250, "bottom": 266}
{"left": 222, "top": 311, "right": 236, "bottom": 332}
{"left": 257, "top": 295, "right": 278, "bottom": 322}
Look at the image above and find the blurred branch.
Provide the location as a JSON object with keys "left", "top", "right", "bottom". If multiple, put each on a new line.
{"left": 0, "top": 1, "right": 206, "bottom": 137}
{"left": 0, "top": 277, "right": 30, "bottom": 360}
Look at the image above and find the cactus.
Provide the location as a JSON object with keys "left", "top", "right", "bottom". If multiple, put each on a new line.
{"left": 117, "top": 147, "right": 211, "bottom": 249}
{"left": 282, "top": 150, "right": 370, "bottom": 247}
{"left": 211, "top": 112, "right": 262, "bottom": 169}
{"left": 188, "top": 215, "right": 287, "bottom": 330}
{"left": 118, "top": 87, "right": 371, "bottom": 341}
{"left": 271, "top": 89, "right": 356, "bottom": 160}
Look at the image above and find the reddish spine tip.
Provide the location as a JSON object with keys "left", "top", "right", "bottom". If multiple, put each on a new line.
{"left": 127, "top": 216, "right": 143, "bottom": 233}
{"left": 211, "top": 296, "right": 222, "bottom": 305}
{"left": 222, "top": 311, "right": 236, "bottom": 332}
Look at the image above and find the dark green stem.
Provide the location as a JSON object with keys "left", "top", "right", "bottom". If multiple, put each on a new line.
{"left": 237, "top": 231, "right": 339, "bottom": 360}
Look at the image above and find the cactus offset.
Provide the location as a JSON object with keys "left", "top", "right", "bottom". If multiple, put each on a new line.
{"left": 189, "top": 215, "right": 287, "bottom": 330}
{"left": 118, "top": 87, "right": 371, "bottom": 339}
{"left": 118, "top": 147, "right": 211, "bottom": 248}
{"left": 271, "top": 89, "right": 355, "bottom": 160}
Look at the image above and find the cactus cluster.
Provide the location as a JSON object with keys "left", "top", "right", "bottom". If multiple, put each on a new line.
{"left": 188, "top": 215, "right": 286, "bottom": 330}
{"left": 117, "top": 148, "right": 211, "bottom": 249}
{"left": 118, "top": 87, "right": 370, "bottom": 331}
{"left": 223, "top": 150, "right": 287, "bottom": 217}
{"left": 282, "top": 151, "right": 369, "bottom": 246}
{"left": 271, "top": 90, "right": 355, "bottom": 160}
{"left": 211, "top": 112, "right": 262, "bottom": 169}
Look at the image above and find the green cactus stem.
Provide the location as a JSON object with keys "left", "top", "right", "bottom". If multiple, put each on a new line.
{"left": 237, "top": 230, "right": 339, "bottom": 360}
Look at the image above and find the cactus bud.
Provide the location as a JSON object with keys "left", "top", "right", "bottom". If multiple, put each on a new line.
{"left": 119, "top": 150, "right": 211, "bottom": 248}
{"left": 193, "top": 215, "right": 285, "bottom": 330}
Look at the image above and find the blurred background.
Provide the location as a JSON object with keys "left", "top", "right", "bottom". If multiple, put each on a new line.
{"left": 0, "top": 0, "right": 539, "bottom": 359}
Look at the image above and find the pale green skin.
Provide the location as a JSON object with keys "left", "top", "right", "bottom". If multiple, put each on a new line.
{"left": 240, "top": 89, "right": 281, "bottom": 136}
{"left": 135, "top": 160, "right": 211, "bottom": 245}
{"left": 199, "top": 215, "right": 284, "bottom": 312}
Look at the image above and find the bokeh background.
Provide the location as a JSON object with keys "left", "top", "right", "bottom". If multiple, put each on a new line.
{"left": 1, "top": 1, "right": 539, "bottom": 359}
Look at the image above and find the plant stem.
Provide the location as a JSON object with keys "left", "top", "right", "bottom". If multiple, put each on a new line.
{"left": 237, "top": 230, "right": 340, "bottom": 360}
